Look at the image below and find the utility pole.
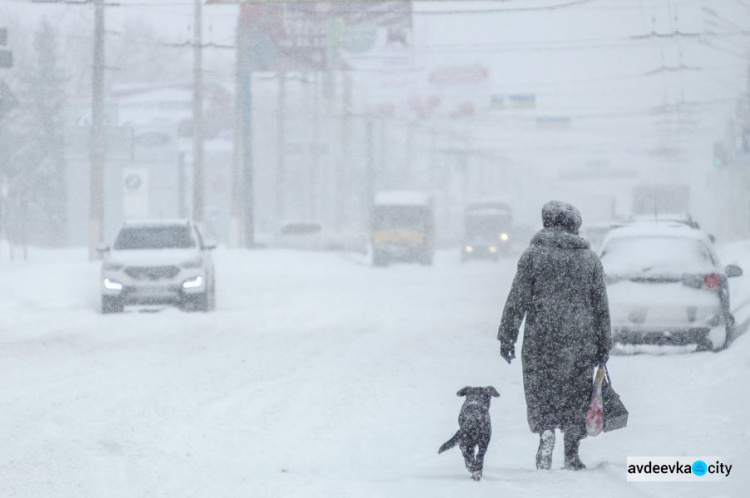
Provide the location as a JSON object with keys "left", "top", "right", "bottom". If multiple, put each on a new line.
{"left": 336, "top": 73, "right": 351, "bottom": 231}
{"left": 88, "top": 0, "right": 106, "bottom": 260}
{"left": 275, "top": 72, "right": 286, "bottom": 222}
{"left": 366, "top": 118, "right": 375, "bottom": 224}
{"left": 229, "top": 9, "right": 244, "bottom": 247}
{"left": 309, "top": 72, "right": 320, "bottom": 219}
{"left": 192, "top": 0, "right": 204, "bottom": 223}
{"left": 237, "top": 5, "right": 254, "bottom": 248}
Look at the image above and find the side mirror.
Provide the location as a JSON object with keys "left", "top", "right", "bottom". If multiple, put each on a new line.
{"left": 96, "top": 243, "right": 110, "bottom": 253}
{"left": 202, "top": 239, "right": 217, "bottom": 250}
{"left": 726, "top": 264, "right": 743, "bottom": 278}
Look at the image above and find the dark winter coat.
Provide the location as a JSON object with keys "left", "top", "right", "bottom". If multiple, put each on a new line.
{"left": 498, "top": 203, "right": 611, "bottom": 434}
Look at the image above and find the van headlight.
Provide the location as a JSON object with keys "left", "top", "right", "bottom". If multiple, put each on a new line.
{"left": 499, "top": 233, "right": 510, "bottom": 242}
{"left": 182, "top": 275, "right": 204, "bottom": 289}
{"left": 465, "top": 245, "right": 474, "bottom": 253}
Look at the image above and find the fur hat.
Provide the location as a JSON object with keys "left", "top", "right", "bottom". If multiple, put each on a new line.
{"left": 541, "top": 200, "right": 582, "bottom": 234}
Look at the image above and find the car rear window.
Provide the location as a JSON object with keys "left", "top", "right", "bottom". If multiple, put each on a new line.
{"left": 114, "top": 226, "right": 196, "bottom": 250}
{"left": 600, "top": 236, "right": 714, "bottom": 274}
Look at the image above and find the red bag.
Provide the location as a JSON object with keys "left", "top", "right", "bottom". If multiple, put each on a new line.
{"left": 586, "top": 367, "right": 606, "bottom": 437}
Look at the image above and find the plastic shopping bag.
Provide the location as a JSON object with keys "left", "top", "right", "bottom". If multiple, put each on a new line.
{"left": 602, "top": 367, "right": 629, "bottom": 432}
{"left": 585, "top": 366, "right": 606, "bottom": 437}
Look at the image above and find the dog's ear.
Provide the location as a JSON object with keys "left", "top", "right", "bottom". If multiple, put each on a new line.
{"left": 457, "top": 387, "right": 472, "bottom": 397}
{"left": 486, "top": 386, "right": 500, "bottom": 397}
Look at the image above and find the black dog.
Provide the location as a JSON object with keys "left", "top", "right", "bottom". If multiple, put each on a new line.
{"left": 438, "top": 386, "right": 500, "bottom": 481}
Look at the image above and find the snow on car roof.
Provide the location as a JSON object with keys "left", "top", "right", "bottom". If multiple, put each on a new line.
{"left": 374, "top": 191, "right": 432, "bottom": 206}
{"left": 466, "top": 208, "right": 510, "bottom": 217}
{"left": 603, "top": 223, "right": 710, "bottom": 245}
{"left": 629, "top": 212, "right": 693, "bottom": 222}
{"left": 121, "top": 219, "right": 192, "bottom": 228}
{"left": 467, "top": 196, "right": 512, "bottom": 206}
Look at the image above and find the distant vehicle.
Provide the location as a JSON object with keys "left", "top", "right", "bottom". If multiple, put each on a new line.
{"left": 371, "top": 191, "right": 434, "bottom": 267}
{"left": 99, "top": 219, "right": 216, "bottom": 313}
{"left": 256, "top": 221, "right": 358, "bottom": 252}
{"left": 599, "top": 223, "right": 742, "bottom": 352}
{"left": 461, "top": 199, "right": 512, "bottom": 262}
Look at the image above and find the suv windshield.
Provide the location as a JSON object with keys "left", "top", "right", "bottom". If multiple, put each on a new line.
{"left": 114, "top": 226, "right": 196, "bottom": 250}
{"left": 601, "top": 236, "right": 714, "bottom": 274}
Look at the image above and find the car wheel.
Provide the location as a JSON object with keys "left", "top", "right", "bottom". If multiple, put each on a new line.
{"left": 695, "top": 339, "right": 713, "bottom": 352}
{"left": 696, "top": 326, "right": 729, "bottom": 352}
{"left": 102, "top": 296, "right": 124, "bottom": 314}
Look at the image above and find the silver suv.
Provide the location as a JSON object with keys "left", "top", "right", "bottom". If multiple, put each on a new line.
{"left": 99, "top": 219, "right": 216, "bottom": 313}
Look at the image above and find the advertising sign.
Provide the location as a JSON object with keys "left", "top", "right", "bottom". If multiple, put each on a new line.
{"left": 429, "top": 65, "right": 488, "bottom": 86}
{"left": 491, "top": 93, "right": 536, "bottom": 110}
{"left": 235, "top": 1, "right": 413, "bottom": 72}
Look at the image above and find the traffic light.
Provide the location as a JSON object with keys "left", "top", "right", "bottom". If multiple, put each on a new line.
{"left": 713, "top": 142, "right": 728, "bottom": 168}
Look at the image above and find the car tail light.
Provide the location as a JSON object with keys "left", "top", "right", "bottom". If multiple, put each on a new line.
{"left": 703, "top": 273, "right": 721, "bottom": 290}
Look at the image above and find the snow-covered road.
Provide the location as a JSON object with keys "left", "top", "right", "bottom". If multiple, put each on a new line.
{"left": 1, "top": 247, "right": 748, "bottom": 497}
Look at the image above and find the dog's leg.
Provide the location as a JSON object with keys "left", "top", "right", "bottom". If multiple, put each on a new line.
{"left": 473, "top": 442, "right": 488, "bottom": 481}
{"left": 459, "top": 442, "right": 476, "bottom": 474}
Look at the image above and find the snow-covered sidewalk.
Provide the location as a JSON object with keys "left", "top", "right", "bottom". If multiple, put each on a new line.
{"left": 0, "top": 247, "right": 748, "bottom": 497}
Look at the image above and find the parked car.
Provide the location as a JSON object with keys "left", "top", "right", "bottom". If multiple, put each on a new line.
{"left": 255, "top": 221, "right": 366, "bottom": 252}
{"left": 99, "top": 219, "right": 216, "bottom": 313}
{"left": 599, "top": 223, "right": 742, "bottom": 351}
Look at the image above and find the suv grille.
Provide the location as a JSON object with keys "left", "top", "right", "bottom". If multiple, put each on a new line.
{"left": 125, "top": 266, "right": 180, "bottom": 281}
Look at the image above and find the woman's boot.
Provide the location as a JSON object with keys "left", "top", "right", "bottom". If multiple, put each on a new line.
{"left": 563, "top": 430, "right": 586, "bottom": 470}
{"left": 536, "top": 429, "right": 555, "bottom": 470}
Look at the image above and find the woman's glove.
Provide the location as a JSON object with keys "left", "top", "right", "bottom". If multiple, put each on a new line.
{"left": 500, "top": 342, "right": 516, "bottom": 364}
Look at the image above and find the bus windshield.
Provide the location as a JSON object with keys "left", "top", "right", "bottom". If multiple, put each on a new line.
{"left": 373, "top": 206, "right": 430, "bottom": 230}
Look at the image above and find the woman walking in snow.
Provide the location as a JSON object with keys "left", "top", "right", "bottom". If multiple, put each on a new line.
{"left": 497, "top": 200, "right": 611, "bottom": 470}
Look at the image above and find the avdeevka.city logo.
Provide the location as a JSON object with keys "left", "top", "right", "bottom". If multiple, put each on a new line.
{"left": 627, "top": 457, "right": 732, "bottom": 482}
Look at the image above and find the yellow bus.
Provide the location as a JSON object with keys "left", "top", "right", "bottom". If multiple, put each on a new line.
{"left": 371, "top": 191, "right": 434, "bottom": 267}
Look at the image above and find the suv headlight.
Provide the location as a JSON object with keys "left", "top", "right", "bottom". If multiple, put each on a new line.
{"left": 182, "top": 275, "right": 204, "bottom": 289}
{"left": 103, "top": 278, "right": 124, "bottom": 291}
{"left": 181, "top": 256, "right": 203, "bottom": 269}
{"left": 103, "top": 261, "right": 123, "bottom": 271}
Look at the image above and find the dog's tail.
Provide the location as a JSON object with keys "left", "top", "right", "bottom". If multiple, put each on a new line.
{"left": 438, "top": 431, "right": 461, "bottom": 454}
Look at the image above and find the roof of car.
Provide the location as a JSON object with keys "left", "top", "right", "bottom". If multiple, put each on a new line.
{"left": 603, "top": 223, "right": 710, "bottom": 244}
{"left": 374, "top": 191, "right": 432, "bottom": 206}
{"left": 626, "top": 213, "right": 700, "bottom": 228}
{"left": 121, "top": 219, "right": 192, "bottom": 228}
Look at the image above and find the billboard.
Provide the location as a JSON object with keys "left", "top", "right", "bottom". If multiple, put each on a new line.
{"left": 234, "top": 1, "right": 413, "bottom": 72}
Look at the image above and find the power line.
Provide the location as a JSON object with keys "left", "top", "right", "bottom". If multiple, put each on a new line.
{"left": 33, "top": 0, "right": 599, "bottom": 14}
